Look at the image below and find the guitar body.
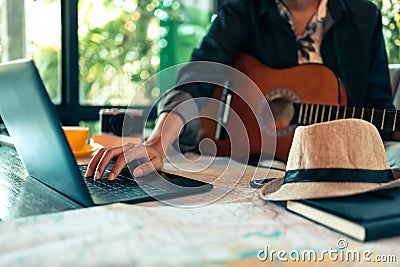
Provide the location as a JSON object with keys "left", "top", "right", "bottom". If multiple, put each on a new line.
{"left": 199, "top": 53, "right": 347, "bottom": 162}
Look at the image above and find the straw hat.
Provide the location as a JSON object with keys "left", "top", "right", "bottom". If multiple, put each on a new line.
{"left": 260, "top": 119, "right": 400, "bottom": 201}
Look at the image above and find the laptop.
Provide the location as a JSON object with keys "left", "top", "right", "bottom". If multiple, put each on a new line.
{"left": 0, "top": 59, "right": 213, "bottom": 206}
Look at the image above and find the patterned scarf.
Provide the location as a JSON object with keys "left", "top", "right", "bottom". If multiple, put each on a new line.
{"left": 276, "top": 0, "right": 328, "bottom": 64}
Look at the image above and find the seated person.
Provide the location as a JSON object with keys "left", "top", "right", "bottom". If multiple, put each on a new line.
{"left": 86, "top": 0, "right": 398, "bottom": 180}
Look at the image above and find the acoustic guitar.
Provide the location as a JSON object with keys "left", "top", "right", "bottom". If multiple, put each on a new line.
{"left": 199, "top": 53, "right": 398, "bottom": 163}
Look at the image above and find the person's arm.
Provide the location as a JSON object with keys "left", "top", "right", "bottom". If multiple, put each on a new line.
{"left": 153, "top": 0, "right": 251, "bottom": 152}
{"left": 85, "top": 112, "right": 184, "bottom": 180}
{"left": 170, "top": 0, "right": 251, "bottom": 105}
{"left": 86, "top": 0, "right": 252, "bottom": 180}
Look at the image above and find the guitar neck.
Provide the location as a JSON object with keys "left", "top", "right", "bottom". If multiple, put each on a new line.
{"left": 292, "top": 103, "right": 400, "bottom": 132}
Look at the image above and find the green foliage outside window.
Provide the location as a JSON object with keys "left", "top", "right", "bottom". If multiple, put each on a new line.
{"left": 78, "top": 0, "right": 212, "bottom": 106}
{"left": 372, "top": 0, "right": 400, "bottom": 64}
{"left": 78, "top": 0, "right": 161, "bottom": 106}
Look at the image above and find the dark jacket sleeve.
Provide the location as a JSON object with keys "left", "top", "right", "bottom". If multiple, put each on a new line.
{"left": 363, "top": 7, "right": 394, "bottom": 109}
{"left": 157, "top": 0, "right": 251, "bottom": 152}
{"left": 330, "top": 0, "right": 394, "bottom": 109}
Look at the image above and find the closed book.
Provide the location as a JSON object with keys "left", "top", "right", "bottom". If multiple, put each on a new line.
{"left": 286, "top": 191, "right": 400, "bottom": 241}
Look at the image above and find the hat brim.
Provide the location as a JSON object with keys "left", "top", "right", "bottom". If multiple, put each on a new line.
{"left": 260, "top": 171, "right": 400, "bottom": 201}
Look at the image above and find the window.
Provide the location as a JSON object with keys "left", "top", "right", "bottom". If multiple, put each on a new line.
{"left": 78, "top": 0, "right": 213, "bottom": 107}
{"left": 0, "top": 0, "right": 62, "bottom": 104}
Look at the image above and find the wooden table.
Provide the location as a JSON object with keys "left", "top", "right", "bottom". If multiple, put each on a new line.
{"left": 0, "top": 144, "right": 82, "bottom": 221}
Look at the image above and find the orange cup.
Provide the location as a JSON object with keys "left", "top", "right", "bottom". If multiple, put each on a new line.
{"left": 62, "top": 126, "right": 89, "bottom": 152}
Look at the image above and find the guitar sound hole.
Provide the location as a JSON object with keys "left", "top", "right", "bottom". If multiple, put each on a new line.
{"left": 258, "top": 87, "right": 300, "bottom": 137}
{"left": 269, "top": 98, "right": 294, "bottom": 129}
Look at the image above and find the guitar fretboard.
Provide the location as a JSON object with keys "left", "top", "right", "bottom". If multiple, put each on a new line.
{"left": 293, "top": 103, "right": 400, "bottom": 132}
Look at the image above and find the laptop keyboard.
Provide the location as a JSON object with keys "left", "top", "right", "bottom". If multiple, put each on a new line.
{"left": 79, "top": 165, "right": 166, "bottom": 201}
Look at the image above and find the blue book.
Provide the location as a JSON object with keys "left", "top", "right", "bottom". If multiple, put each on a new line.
{"left": 286, "top": 190, "right": 400, "bottom": 241}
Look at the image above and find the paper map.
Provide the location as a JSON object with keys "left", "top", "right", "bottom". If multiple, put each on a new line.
{"left": 1, "top": 200, "right": 399, "bottom": 266}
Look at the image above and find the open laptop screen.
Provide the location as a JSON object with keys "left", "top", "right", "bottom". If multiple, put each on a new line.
{"left": 0, "top": 59, "right": 93, "bottom": 206}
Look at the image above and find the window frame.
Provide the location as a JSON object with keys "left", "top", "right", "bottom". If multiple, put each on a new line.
{"left": 58, "top": 0, "right": 155, "bottom": 125}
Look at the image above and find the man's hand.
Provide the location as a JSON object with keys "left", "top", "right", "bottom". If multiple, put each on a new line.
{"left": 85, "top": 142, "right": 164, "bottom": 180}
{"left": 85, "top": 112, "right": 184, "bottom": 181}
